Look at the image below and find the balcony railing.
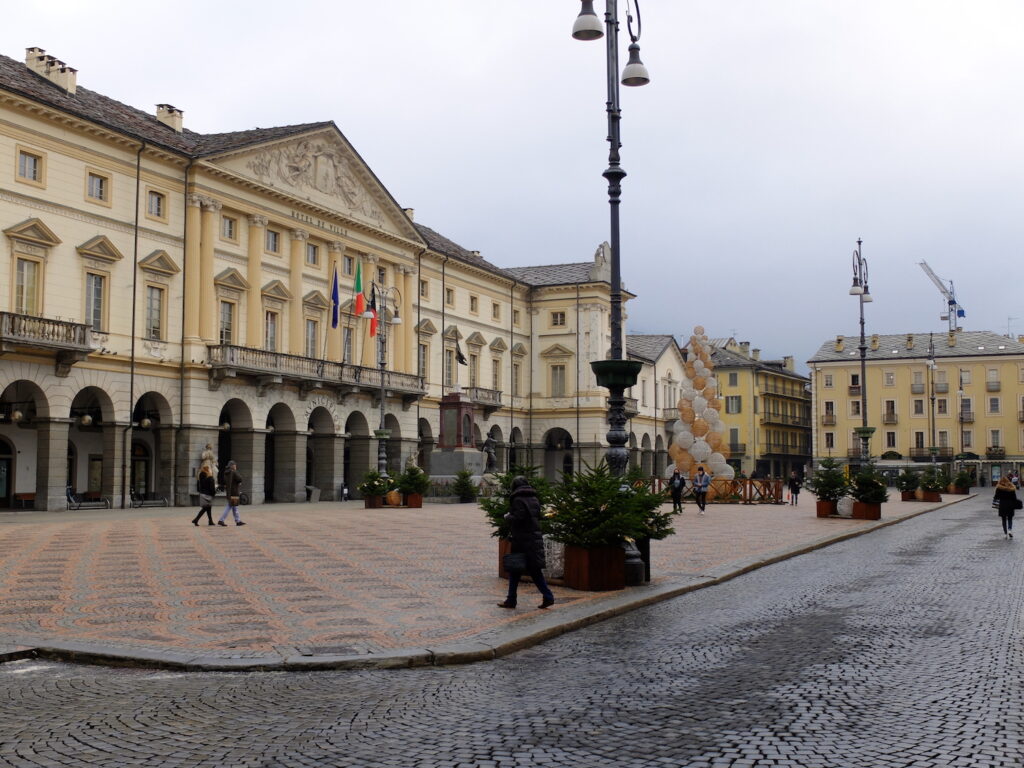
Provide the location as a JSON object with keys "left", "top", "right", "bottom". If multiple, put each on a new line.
{"left": 663, "top": 407, "right": 681, "bottom": 421}
{"left": 909, "top": 447, "right": 953, "bottom": 461}
{"left": 0, "top": 311, "right": 92, "bottom": 377}
{"left": 760, "top": 383, "right": 810, "bottom": 400}
{"left": 959, "top": 411, "right": 975, "bottom": 423}
{"left": 847, "top": 448, "right": 865, "bottom": 459}
{"left": 464, "top": 386, "right": 503, "bottom": 415}
{"left": 728, "top": 443, "right": 746, "bottom": 455}
{"left": 986, "top": 381, "right": 1001, "bottom": 392}
{"left": 761, "top": 443, "right": 809, "bottom": 456}
{"left": 934, "top": 382, "right": 949, "bottom": 393}
{"left": 762, "top": 413, "right": 811, "bottom": 427}
{"left": 624, "top": 397, "right": 639, "bottom": 417}
{"left": 986, "top": 446, "right": 1006, "bottom": 459}
{"left": 207, "top": 344, "right": 426, "bottom": 405}
{"left": 911, "top": 383, "right": 925, "bottom": 394}
{"left": 821, "top": 414, "right": 836, "bottom": 426}
{"left": 882, "top": 412, "right": 898, "bottom": 424}
{"left": 848, "top": 385, "right": 861, "bottom": 396}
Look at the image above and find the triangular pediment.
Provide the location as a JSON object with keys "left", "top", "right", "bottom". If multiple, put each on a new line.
{"left": 303, "top": 290, "right": 330, "bottom": 309}
{"left": 443, "top": 325, "right": 463, "bottom": 341}
{"left": 77, "top": 235, "right": 123, "bottom": 263}
{"left": 511, "top": 343, "right": 529, "bottom": 356}
{"left": 465, "top": 331, "right": 487, "bottom": 347}
{"left": 540, "top": 343, "right": 575, "bottom": 358}
{"left": 262, "top": 280, "right": 292, "bottom": 301}
{"left": 489, "top": 337, "right": 508, "bottom": 353}
{"left": 215, "top": 267, "right": 249, "bottom": 290}
{"left": 4, "top": 217, "right": 61, "bottom": 247}
{"left": 138, "top": 250, "right": 180, "bottom": 275}
{"left": 415, "top": 319, "right": 438, "bottom": 336}
{"left": 206, "top": 128, "right": 421, "bottom": 242}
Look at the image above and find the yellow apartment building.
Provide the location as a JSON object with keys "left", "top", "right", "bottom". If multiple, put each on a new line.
{"left": 808, "top": 330, "right": 1024, "bottom": 485}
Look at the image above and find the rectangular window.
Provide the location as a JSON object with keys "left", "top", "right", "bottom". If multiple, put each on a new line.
{"left": 377, "top": 266, "right": 386, "bottom": 285}
{"left": 551, "top": 365, "right": 566, "bottom": 397}
{"left": 884, "top": 399, "right": 896, "bottom": 415}
{"left": 265, "top": 229, "right": 280, "bottom": 253}
{"left": 935, "top": 370, "right": 947, "bottom": 385}
{"left": 469, "top": 354, "right": 478, "bottom": 387}
{"left": 991, "top": 429, "right": 1002, "bottom": 448}
{"left": 147, "top": 190, "right": 166, "bottom": 219}
{"left": 989, "top": 397, "right": 1001, "bottom": 414}
{"left": 824, "top": 432, "right": 835, "bottom": 449}
{"left": 886, "top": 431, "right": 897, "bottom": 448}
{"left": 445, "top": 349, "right": 455, "bottom": 386}
{"left": 725, "top": 395, "right": 742, "bottom": 414}
{"left": 18, "top": 150, "right": 41, "bottom": 182}
{"left": 960, "top": 369, "right": 972, "bottom": 386}
{"left": 824, "top": 374, "right": 833, "bottom": 388}
{"left": 914, "top": 431, "right": 925, "bottom": 449}
{"left": 492, "top": 302, "right": 500, "bottom": 321}
{"left": 343, "top": 255, "right": 354, "bottom": 275}
{"left": 937, "top": 398, "right": 948, "bottom": 415}
{"left": 512, "top": 362, "right": 521, "bottom": 396}
{"left": 85, "top": 273, "right": 105, "bottom": 331}
{"left": 728, "top": 372, "right": 738, "bottom": 386}
{"left": 343, "top": 327, "right": 353, "bottom": 363}
{"left": 305, "top": 243, "right": 320, "bottom": 267}
{"left": 305, "top": 319, "right": 318, "bottom": 358}
{"left": 987, "top": 368, "right": 999, "bottom": 382}
{"left": 219, "top": 301, "right": 234, "bottom": 345}
{"left": 445, "top": 288, "right": 455, "bottom": 306}
{"left": 912, "top": 371, "right": 923, "bottom": 386}
{"left": 641, "top": 379, "right": 647, "bottom": 407}
{"left": 850, "top": 373, "right": 860, "bottom": 387}
{"left": 850, "top": 400, "right": 861, "bottom": 416}
{"left": 264, "top": 311, "right": 278, "bottom": 351}
{"left": 469, "top": 295, "right": 479, "bottom": 313}
{"left": 938, "top": 430, "right": 949, "bottom": 448}
{"left": 513, "top": 309, "right": 521, "bottom": 326}
{"left": 15, "top": 258, "right": 40, "bottom": 315}
{"left": 145, "top": 285, "right": 164, "bottom": 340}
{"left": 221, "top": 216, "right": 237, "bottom": 241}
{"left": 419, "top": 279, "right": 429, "bottom": 298}
{"left": 86, "top": 171, "right": 109, "bottom": 202}
{"left": 963, "top": 430, "right": 972, "bottom": 448}
{"left": 884, "top": 371, "right": 894, "bottom": 386}
{"left": 492, "top": 359, "right": 500, "bottom": 390}
{"left": 418, "top": 343, "right": 428, "bottom": 377}
{"left": 824, "top": 400, "right": 835, "bottom": 415}
{"left": 551, "top": 311, "right": 566, "bottom": 327}
{"left": 913, "top": 399, "right": 924, "bottom": 415}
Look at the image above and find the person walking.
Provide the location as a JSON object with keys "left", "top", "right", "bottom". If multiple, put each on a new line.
{"left": 192, "top": 463, "right": 216, "bottom": 526}
{"left": 693, "top": 466, "right": 710, "bottom": 515}
{"left": 498, "top": 476, "right": 555, "bottom": 610}
{"left": 668, "top": 469, "right": 686, "bottom": 513}
{"left": 993, "top": 475, "right": 1019, "bottom": 539}
{"left": 787, "top": 471, "right": 803, "bottom": 506}
{"left": 217, "top": 460, "right": 246, "bottom": 526}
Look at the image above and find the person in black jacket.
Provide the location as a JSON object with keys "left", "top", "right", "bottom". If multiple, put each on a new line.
{"left": 993, "top": 475, "right": 1018, "bottom": 539}
{"left": 787, "top": 471, "right": 803, "bottom": 506}
{"left": 192, "top": 463, "right": 217, "bottom": 525}
{"left": 668, "top": 469, "right": 686, "bottom": 513}
{"left": 498, "top": 476, "right": 555, "bottom": 610}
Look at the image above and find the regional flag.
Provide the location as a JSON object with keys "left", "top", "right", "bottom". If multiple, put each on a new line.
{"left": 330, "top": 264, "right": 340, "bottom": 329}
{"left": 367, "top": 284, "right": 378, "bottom": 337}
{"left": 354, "top": 261, "right": 365, "bottom": 316}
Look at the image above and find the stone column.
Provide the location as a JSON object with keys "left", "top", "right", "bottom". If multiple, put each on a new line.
{"left": 289, "top": 229, "right": 308, "bottom": 356}
{"left": 183, "top": 195, "right": 203, "bottom": 360}
{"left": 230, "top": 429, "right": 263, "bottom": 506}
{"left": 326, "top": 242, "right": 344, "bottom": 362}
{"left": 102, "top": 423, "right": 126, "bottom": 508}
{"left": 246, "top": 215, "right": 268, "bottom": 349}
{"left": 154, "top": 425, "right": 176, "bottom": 503}
{"left": 403, "top": 265, "right": 416, "bottom": 374}
{"left": 272, "top": 430, "right": 306, "bottom": 503}
{"left": 390, "top": 266, "right": 405, "bottom": 373}
{"left": 310, "top": 433, "right": 340, "bottom": 500}
{"left": 35, "top": 418, "right": 71, "bottom": 511}
{"left": 174, "top": 426, "right": 220, "bottom": 506}
{"left": 199, "top": 197, "right": 222, "bottom": 343}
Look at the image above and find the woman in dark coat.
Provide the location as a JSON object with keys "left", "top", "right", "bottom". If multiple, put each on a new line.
{"left": 498, "top": 476, "right": 555, "bottom": 610}
{"left": 993, "top": 475, "right": 1018, "bottom": 539}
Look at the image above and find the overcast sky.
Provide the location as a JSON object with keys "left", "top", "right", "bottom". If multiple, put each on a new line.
{"left": 5, "top": 1, "right": 1022, "bottom": 370}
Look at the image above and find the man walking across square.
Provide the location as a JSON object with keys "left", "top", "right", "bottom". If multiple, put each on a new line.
{"left": 693, "top": 466, "right": 710, "bottom": 515}
{"left": 218, "top": 460, "right": 246, "bottom": 526}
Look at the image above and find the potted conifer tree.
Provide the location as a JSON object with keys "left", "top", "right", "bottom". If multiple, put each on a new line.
{"left": 806, "top": 457, "right": 848, "bottom": 517}
{"left": 849, "top": 463, "right": 889, "bottom": 520}
{"left": 896, "top": 470, "right": 920, "bottom": 502}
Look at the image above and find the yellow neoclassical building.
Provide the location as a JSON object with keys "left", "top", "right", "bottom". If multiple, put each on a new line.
{"left": 808, "top": 330, "right": 1024, "bottom": 484}
{"left": 0, "top": 46, "right": 691, "bottom": 510}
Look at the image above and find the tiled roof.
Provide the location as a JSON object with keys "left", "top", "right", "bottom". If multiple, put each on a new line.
{"left": 807, "top": 331, "right": 1024, "bottom": 364}
{"left": 412, "top": 223, "right": 511, "bottom": 277}
{"left": 504, "top": 262, "right": 597, "bottom": 286}
{"left": 627, "top": 334, "right": 677, "bottom": 362}
{"left": 194, "top": 122, "right": 334, "bottom": 156}
{"left": 708, "top": 344, "right": 808, "bottom": 382}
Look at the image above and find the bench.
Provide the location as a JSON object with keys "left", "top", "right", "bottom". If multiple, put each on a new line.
{"left": 13, "top": 493, "right": 35, "bottom": 510}
{"left": 130, "top": 492, "right": 168, "bottom": 508}
{"left": 66, "top": 487, "right": 111, "bottom": 510}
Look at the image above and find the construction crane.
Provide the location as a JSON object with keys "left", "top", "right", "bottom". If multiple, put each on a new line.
{"left": 918, "top": 261, "right": 966, "bottom": 333}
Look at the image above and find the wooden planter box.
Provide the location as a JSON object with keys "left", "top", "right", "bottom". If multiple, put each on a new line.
{"left": 364, "top": 495, "right": 383, "bottom": 509}
{"left": 562, "top": 544, "right": 625, "bottom": 591}
{"left": 851, "top": 501, "right": 882, "bottom": 520}
{"left": 900, "top": 491, "right": 918, "bottom": 501}
{"left": 947, "top": 486, "right": 969, "bottom": 495}
{"left": 404, "top": 492, "right": 423, "bottom": 508}
{"left": 921, "top": 490, "right": 942, "bottom": 502}
{"left": 816, "top": 500, "right": 838, "bottom": 518}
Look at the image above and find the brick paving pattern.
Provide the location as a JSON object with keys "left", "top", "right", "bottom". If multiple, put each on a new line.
{"left": 0, "top": 496, "right": 931, "bottom": 658}
{"left": 0, "top": 495, "right": 1019, "bottom": 767}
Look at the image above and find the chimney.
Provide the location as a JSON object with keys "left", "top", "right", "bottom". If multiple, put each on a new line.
{"left": 156, "top": 104, "right": 184, "bottom": 133}
{"left": 25, "top": 47, "right": 77, "bottom": 94}
{"left": 740, "top": 341, "right": 750, "bottom": 357}
{"left": 835, "top": 335, "right": 844, "bottom": 352}
{"left": 871, "top": 334, "right": 879, "bottom": 351}
{"left": 402, "top": 208, "right": 415, "bottom": 221}
{"left": 470, "top": 250, "right": 481, "bottom": 258}
{"left": 950, "top": 332, "right": 958, "bottom": 347}
{"left": 751, "top": 348, "right": 760, "bottom": 361}
{"left": 783, "top": 355, "right": 794, "bottom": 371}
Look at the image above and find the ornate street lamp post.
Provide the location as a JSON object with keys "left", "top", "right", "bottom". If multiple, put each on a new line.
{"left": 572, "top": 0, "right": 649, "bottom": 477}
{"left": 849, "top": 239, "right": 874, "bottom": 464}
{"left": 363, "top": 284, "right": 402, "bottom": 478}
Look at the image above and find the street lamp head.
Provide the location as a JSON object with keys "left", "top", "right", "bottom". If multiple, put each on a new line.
{"left": 361, "top": 309, "right": 374, "bottom": 319}
{"left": 849, "top": 279, "right": 863, "bottom": 296}
{"left": 621, "top": 42, "right": 650, "bottom": 86}
{"left": 572, "top": 0, "right": 605, "bottom": 41}
{"left": 392, "top": 310, "right": 402, "bottom": 326}
{"left": 861, "top": 288, "right": 873, "bottom": 303}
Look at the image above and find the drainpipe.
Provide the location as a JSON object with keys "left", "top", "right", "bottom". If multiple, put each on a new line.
{"left": 528, "top": 286, "right": 534, "bottom": 463}
{"left": 121, "top": 140, "right": 146, "bottom": 509}
{"left": 575, "top": 283, "right": 581, "bottom": 473}
{"left": 414, "top": 247, "right": 425, "bottom": 458}
{"left": 653, "top": 358, "right": 658, "bottom": 477}
{"left": 509, "top": 278, "right": 516, "bottom": 467}
{"left": 440, "top": 256, "right": 448, "bottom": 398}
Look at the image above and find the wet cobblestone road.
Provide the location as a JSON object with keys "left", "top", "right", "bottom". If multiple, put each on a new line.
{"left": 1, "top": 497, "right": 1020, "bottom": 767}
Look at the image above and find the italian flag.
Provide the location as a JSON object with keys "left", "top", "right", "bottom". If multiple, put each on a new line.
{"left": 354, "top": 261, "right": 365, "bottom": 316}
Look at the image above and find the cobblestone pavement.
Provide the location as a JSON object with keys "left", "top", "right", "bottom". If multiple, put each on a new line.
{"left": 0, "top": 495, "right": 933, "bottom": 663}
{"left": 2, "top": 496, "right": 1020, "bottom": 767}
